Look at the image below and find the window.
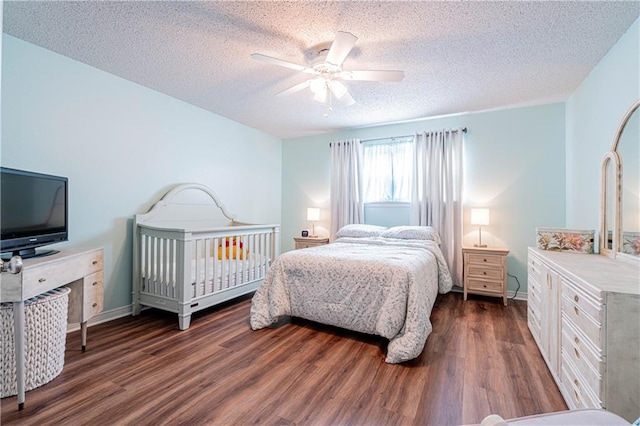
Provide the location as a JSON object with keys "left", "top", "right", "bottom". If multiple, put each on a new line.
{"left": 362, "top": 138, "right": 413, "bottom": 203}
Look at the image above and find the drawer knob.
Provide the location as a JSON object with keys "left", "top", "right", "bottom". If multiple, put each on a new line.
{"left": 574, "top": 295, "right": 579, "bottom": 302}
{"left": 483, "top": 258, "right": 487, "bottom": 262}
{"left": 574, "top": 348, "right": 581, "bottom": 359}
{"left": 483, "top": 272, "right": 487, "bottom": 275}
{"left": 574, "top": 390, "right": 581, "bottom": 404}
{"left": 574, "top": 336, "right": 580, "bottom": 345}
{"left": 38, "top": 277, "right": 47, "bottom": 283}
{"left": 92, "top": 260, "right": 98, "bottom": 265}
{"left": 92, "top": 303, "right": 98, "bottom": 308}
{"left": 92, "top": 281, "right": 98, "bottom": 286}
{"left": 574, "top": 307, "right": 579, "bottom": 316}
{"left": 574, "top": 379, "right": 579, "bottom": 387}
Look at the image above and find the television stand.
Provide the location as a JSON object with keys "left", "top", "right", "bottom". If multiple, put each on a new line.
{"left": 0, "top": 247, "right": 104, "bottom": 411}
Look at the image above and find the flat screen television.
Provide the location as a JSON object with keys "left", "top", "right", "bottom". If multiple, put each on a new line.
{"left": 1, "top": 167, "right": 68, "bottom": 259}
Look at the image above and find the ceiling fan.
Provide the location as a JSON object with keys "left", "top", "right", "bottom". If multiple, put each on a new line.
{"left": 251, "top": 31, "right": 404, "bottom": 107}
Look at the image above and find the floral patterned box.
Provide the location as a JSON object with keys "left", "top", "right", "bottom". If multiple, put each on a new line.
{"left": 536, "top": 228, "right": 595, "bottom": 254}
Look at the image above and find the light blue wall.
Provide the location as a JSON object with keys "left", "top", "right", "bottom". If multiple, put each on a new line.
{"left": 566, "top": 17, "right": 640, "bottom": 231}
{"left": 282, "top": 103, "right": 566, "bottom": 294}
{"left": 1, "top": 35, "right": 282, "bottom": 312}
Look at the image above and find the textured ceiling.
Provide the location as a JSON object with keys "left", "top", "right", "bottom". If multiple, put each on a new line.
{"left": 4, "top": 1, "right": 640, "bottom": 139}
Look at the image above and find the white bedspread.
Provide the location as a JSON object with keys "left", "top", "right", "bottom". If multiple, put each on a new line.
{"left": 250, "top": 236, "right": 453, "bottom": 363}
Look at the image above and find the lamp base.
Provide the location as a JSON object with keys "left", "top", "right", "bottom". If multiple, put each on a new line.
{"left": 474, "top": 244, "right": 488, "bottom": 248}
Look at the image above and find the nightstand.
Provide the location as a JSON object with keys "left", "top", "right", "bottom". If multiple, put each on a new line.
{"left": 462, "top": 246, "right": 509, "bottom": 306}
{"left": 294, "top": 237, "right": 329, "bottom": 250}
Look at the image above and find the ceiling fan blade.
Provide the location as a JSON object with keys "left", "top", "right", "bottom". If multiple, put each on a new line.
{"left": 342, "top": 70, "right": 405, "bottom": 82}
{"left": 251, "top": 53, "right": 313, "bottom": 74}
{"left": 325, "top": 31, "right": 358, "bottom": 66}
{"left": 276, "top": 80, "right": 310, "bottom": 97}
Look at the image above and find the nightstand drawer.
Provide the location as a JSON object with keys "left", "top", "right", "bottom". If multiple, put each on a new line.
{"left": 467, "top": 266, "right": 503, "bottom": 280}
{"left": 297, "top": 241, "right": 319, "bottom": 249}
{"left": 467, "top": 278, "right": 503, "bottom": 293}
{"left": 467, "top": 253, "right": 503, "bottom": 267}
{"left": 294, "top": 237, "right": 329, "bottom": 250}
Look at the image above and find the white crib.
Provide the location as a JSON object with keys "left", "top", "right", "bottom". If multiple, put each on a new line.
{"left": 132, "top": 183, "right": 280, "bottom": 330}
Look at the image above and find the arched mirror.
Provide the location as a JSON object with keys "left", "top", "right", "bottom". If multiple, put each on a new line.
{"left": 601, "top": 99, "right": 640, "bottom": 263}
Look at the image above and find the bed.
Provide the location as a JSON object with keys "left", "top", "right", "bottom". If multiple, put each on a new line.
{"left": 132, "top": 183, "right": 280, "bottom": 330}
{"left": 250, "top": 224, "right": 453, "bottom": 363}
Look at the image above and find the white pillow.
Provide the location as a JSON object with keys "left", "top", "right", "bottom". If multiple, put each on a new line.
{"left": 335, "top": 224, "right": 387, "bottom": 238}
{"left": 381, "top": 226, "right": 441, "bottom": 244}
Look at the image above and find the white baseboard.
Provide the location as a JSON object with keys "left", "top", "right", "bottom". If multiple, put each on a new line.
{"left": 67, "top": 304, "right": 134, "bottom": 333}
{"left": 450, "top": 285, "right": 528, "bottom": 302}
{"left": 67, "top": 287, "right": 530, "bottom": 334}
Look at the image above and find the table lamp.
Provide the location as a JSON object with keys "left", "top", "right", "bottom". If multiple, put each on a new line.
{"left": 471, "top": 208, "right": 490, "bottom": 247}
{"left": 307, "top": 208, "right": 320, "bottom": 238}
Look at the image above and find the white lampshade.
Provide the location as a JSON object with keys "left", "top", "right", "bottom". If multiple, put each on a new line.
{"left": 307, "top": 207, "right": 320, "bottom": 222}
{"left": 471, "top": 208, "right": 490, "bottom": 226}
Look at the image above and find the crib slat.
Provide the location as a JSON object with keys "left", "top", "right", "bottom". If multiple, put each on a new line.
{"left": 169, "top": 238, "right": 175, "bottom": 299}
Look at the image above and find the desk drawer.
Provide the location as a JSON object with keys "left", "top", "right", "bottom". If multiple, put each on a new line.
{"left": 67, "top": 271, "right": 104, "bottom": 323}
{"left": 83, "top": 271, "right": 104, "bottom": 318}
{"left": 22, "top": 252, "right": 103, "bottom": 290}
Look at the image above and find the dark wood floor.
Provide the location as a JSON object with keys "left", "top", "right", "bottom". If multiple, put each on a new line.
{"left": 1, "top": 292, "right": 567, "bottom": 425}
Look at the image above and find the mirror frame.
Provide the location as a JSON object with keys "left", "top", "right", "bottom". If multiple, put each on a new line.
{"left": 600, "top": 99, "right": 640, "bottom": 264}
{"left": 600, "top": 151, "right": 621, "bottom": 258}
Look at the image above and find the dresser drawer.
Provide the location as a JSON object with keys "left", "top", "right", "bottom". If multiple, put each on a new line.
{"left": 467, "top": 278, "right": 503, "bottom": 293}
{"left": 528, "top": 278, "right": 541, "bottom": 308}
{"left": 468, "top": 253, "right": 503, "bottom": 268}
{"left": 561, "top": 360, "right": 601, "bottom": 409}
{"left": 528, "top": 254, "right": 543, "bottom": 283}
{"left": 561, "top": 279, "right": 602, "bottom": 324}
{"left": 562, "top": 314, "right": 603, "bottom": 359}
{"left": 561, "top": 295, "right": 602, "bottom": 348}
{"left": 562, "top": 328, "right": 603, "bottom": 399}
{"left": 528, "top": 305, "right": 542, "bottom": 344}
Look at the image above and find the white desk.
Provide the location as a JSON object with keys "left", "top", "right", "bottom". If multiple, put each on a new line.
{"left": 0, "top": 247, "right": 104, "bottom": 410}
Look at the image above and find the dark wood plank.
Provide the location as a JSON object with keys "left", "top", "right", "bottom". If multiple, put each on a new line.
{"left": 1, "top": 292, "right": 567, "bottom": 425}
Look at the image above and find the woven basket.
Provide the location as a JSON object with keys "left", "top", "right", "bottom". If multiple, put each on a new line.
{"left": 1, "top": 287, "right": 70, "bottom": 398}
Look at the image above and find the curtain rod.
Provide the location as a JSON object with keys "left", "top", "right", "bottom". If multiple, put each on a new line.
{"left": 361, "top": 127, "right": 467, "bottom": 144}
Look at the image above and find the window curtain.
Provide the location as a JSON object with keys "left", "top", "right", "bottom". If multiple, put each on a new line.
{"left": 410, "top": 129, "right": 464, "bottom": 286}
{"left": 330, "top": 139, "right": 364, "bottom": 240}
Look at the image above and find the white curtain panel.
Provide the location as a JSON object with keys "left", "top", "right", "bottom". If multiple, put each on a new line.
{"left": 330, "top": 139, "right": 364, "bottom": 240}
{"left": 410, "top": 129, "right": 464, "bottom": 285}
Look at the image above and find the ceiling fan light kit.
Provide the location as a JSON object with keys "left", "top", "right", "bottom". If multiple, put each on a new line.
{"left": 252, "top": 31, "right": 404, "bottom": 111}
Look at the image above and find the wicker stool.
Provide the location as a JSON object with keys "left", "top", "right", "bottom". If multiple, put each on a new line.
{"left": 1, "top": 287, "right": 70, "bottom": 398}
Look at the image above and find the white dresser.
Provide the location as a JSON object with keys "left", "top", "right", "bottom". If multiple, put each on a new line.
{"left": 527, "top": 248, "right": 639, "bottom": 422}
